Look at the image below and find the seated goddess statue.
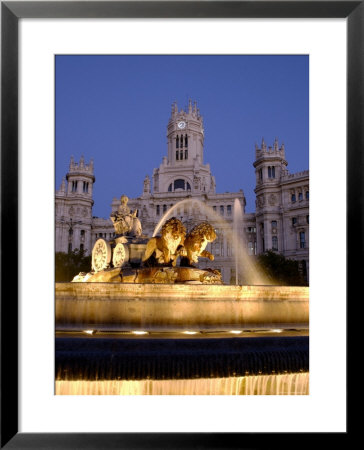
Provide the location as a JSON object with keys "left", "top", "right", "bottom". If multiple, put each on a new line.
{"left": 110, "top": 195, "right": 142, "bottom": 237}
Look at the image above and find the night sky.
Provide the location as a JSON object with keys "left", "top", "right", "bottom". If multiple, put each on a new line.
{"left": 55, "top": 55, "right": 309, "bottom": 218}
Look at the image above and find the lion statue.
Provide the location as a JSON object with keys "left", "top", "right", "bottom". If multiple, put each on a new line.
{"left": 180, "top": 222, "right": 217, "bottom": 266}
{"left": 142, "top": 217, "right": 186, "bottom": 267}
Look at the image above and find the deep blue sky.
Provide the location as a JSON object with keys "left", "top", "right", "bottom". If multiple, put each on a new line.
{"left": 56, "top": 55, "right": 308, "bottom": 218}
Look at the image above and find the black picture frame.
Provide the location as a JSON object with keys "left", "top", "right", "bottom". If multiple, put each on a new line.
{"left": 1, "top": 1, "right": 358, "bottom": 448}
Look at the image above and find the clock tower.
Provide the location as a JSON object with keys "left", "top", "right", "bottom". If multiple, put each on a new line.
{"left": 167, "top": 99, "right": 204, "bottom": 167}
{"left": 150, "top": 99, "right": 215, "bottom": 195}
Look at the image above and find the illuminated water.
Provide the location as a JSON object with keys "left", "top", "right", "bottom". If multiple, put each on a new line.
{"left": 152, "top": 198, "right": 267, "bottom": 285}
{"left": 56, "top": 373, "right": 309, "bottom": 395}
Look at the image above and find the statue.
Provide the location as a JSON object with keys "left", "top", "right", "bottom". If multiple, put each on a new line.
{"left": 181, "top": 222, "right": 217, "bottom": 266}
{"left": 142, "top": 217, "right": 186, "bottom": 267}
{"left": 110, "top": 195, "right": 142, "bottom": 237}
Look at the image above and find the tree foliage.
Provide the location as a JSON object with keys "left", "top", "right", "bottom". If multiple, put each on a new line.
{"left": 257, "top": 250, "right": 308, "bottom": 286}
{"left": 55, "top": 249, "right": 91, "bottom": 282}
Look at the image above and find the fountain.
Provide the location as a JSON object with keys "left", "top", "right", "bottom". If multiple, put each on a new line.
{"left": 56, "top": 197, "right": 309, "bottom": 395}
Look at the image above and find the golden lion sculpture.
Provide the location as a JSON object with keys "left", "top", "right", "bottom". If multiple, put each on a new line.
{"left": 181, "top": 222, "right": 217, "bottom": 266}
{"left": 142, "top": 217, "right": 186, "bottom": 267}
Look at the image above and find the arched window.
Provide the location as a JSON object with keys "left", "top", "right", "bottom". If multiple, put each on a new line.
{"left": 185, "top": 135, "right": 188, "bottom": 147}
{"left": 180, "top": 150, "right": 183, "bottom": 160}
{"left": 185, "top": 149, "right": 188, "bottom": 159}
{"left": 168, "top": 184, "right": 172, "bottom": 192}
{"left": 186, "top": 182, "right": 191, "bottom": 191}
{"left": 176, "top": 136, "right": 179, "bottom": 149}
{"left": 176, "top": 150, "right": 179, "bottom": 160}
{"left": 174, "top": 179, "right": 185, "bottom": 190}
{"left": 268, "top": 166, "right": 271, "bottom": 178}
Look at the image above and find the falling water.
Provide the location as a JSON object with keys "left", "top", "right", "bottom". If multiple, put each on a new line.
{"left": 55, "top": 372, "right": 309, "bottom": 395}
{"left": 233, "top": 198, "right": 243, "bottom": 285}
{"left": 151, "top": 198, "right": 268, "bottom": 285}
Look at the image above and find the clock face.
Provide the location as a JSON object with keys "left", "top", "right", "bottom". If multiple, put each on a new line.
{"left": 177, "top": 121, "right": 186, "bottom": 129}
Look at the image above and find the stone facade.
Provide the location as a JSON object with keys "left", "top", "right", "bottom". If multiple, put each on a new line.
{"left": 55, "top": 101, "right": 309, "bottom": 283}
{"left": 55, "top": 156, "right": 115, "bottom": 255}
{"left": 253, "top": 139, "right": 309, "bottom": 280}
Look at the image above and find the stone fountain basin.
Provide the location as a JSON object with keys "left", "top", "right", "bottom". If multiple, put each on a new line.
{"left": 56, "top": 283, "right": 309, "bottom": 332}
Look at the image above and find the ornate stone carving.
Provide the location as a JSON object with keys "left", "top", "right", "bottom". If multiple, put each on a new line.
{"left": 92, "top": 238, "right": 112, "bottom": 272}
{"left": 112, "top": 243, "right": 128, "bottom": 268}
{"left": 199, "top": 269, "right": 222, "bottom": 284}
{"left": 142, "top": 217, "right": 186, "bottom": 267}
{"left": 181, "top": 222, "right": 217, "bottom": 266}
{"left": 110, "top": 195, "right": 142, "bottom": 237}
{"left": 269, "top": 194, "right": 277, "bottom": 206}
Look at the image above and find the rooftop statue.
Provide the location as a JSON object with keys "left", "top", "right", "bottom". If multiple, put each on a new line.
{"left": 110, "top": 195, "right": 142, "bottom": 237}
{"left": 142, "top": 217, "right": 186, "bottom": 267}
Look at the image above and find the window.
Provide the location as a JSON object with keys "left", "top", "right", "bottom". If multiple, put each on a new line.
{"left": 268, "top": 166, "right": 275, "bottom": 178}
{"left": 248, "top": 241, "right": 254, "bottom": 255}
{"left": 163, "top": 204, "right": 167, "bottom": 213}
{"left": 272, "top": 236, "right": 278, "bottom": 251}
{"left": 69, "top": 228, "right": 73, "bottom": 237}
{"left": 185, "top": 149, "right": 188, "bottom": 160}
{"left": 176, "top": 150, "right": 179, "bottom": 160}
{"left": 220, "top": 205, "right": 224, "bottom": 215}
{"left": 174, "top": 179, "right": 185, "bottom": 190}
{"left": 292, "top": 217, "right": 297, "bottom": 226}
{"left": 80, "top": 229, "right": 85, "bottom": 236}
{"left": 80, "top": 243, "right": 84, "bottom": 252}
{"left": 299, "top": 231, "right": 306, "bottom": 249}
{"left": 68, "top": 243, "right": 72, "bottom": 253}
{"left": 227, "top": 205, "right": 232, "bottom": 216}
{"left": 291, "top": 193, "right": 296, "bottom": 203}
{"left": 176, "top": 136, "right": 179, "bottom": 148}
{"left": 306, "top": 215, "right": 309, "bottom": 224}
{"left": 168, "top": 184, "right": 172, "bottom": 192}
{"left": 271, "top": 220, "right": 277, "bottom": 229}
{"left": 186, "top": 182, "right": 191, "bottom": 191}
{"left": 259, "top": 168, "right": 263, "bottom": 180}
{"left": 83, "top": 182, "right": 89, "bottom": 193}
{"left": 180, "top": 150, "right": 183, "bottom": 160}
{"left": 185, "top": 135, "right": 188, "bottom": 147}
{"left": 298, "top": 192, "right": 303, "bottom": 201}
{"left": 306, "top": 191, "right": 309, "bottom": 200}
{"left": 72, "top": 181, "right": 78, "bottom": 192}
{"left": 156, "top": 205, "right": 160, "bottom": 215}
